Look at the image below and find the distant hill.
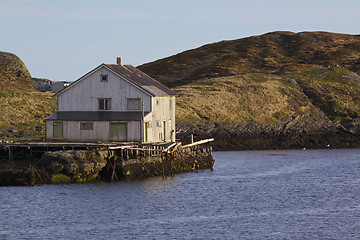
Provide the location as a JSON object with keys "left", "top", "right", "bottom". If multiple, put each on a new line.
{"left": 0, "top": 51, "right": 37, "bottom": 92}
{"left": 139, "top": 31, "right": 360, "bottom": 87}
{"left": 32, "top": 78, "right": 53, "bottom": 91}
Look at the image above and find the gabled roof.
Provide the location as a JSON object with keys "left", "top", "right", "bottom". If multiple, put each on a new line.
{"left": 54, "top": 63, "right": 176, "bottom": 97}
{"left": 105, "top": 64, "right": 176, "bottom": 96}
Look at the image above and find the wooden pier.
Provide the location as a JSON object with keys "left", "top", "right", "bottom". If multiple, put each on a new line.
{"left": 0, "top": 139, "right": 214, "bottom": 186}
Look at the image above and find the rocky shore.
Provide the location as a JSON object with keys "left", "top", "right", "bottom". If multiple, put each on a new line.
{"left": 0, "top": 149, "right": 108, "bottom": 186}
{"left": 177, "top": 118, "right": 360, "bottom": 151}
{"left": 0, "top": 144, "right": 214, "bottom": 186}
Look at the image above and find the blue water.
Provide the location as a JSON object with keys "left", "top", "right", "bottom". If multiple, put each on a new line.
{"left": 1, "top": 149, "right": 360, "bottom": 239}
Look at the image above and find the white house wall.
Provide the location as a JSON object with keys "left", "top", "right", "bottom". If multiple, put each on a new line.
{"left": 148, "top": 96, "right": 176, "bottom": 142}
{"left": 57, "top": 66, "right": 152, "bottom": 112}
{"left": 46, "top": 120, "right": 141, "bottom": 142}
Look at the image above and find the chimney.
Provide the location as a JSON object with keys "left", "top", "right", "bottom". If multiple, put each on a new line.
{"left": 116, "top": 57, "right": 122, "bottom": 66}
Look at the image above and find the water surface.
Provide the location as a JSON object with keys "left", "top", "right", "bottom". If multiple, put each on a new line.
{"left": 1, "top": 149, "right": 360, "bottom": 239}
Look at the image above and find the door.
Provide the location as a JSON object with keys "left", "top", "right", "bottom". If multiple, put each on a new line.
{"left": 53, "top": 122, "right": 63, "bottom": 139}
{"left": 110, "top": 123, "right": 127, "bottom": 141}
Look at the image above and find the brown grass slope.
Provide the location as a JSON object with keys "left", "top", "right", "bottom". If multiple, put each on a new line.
{"left": 175, "top": 67, "right": 360, "bottom": 127}
{"left": 0, "top": 52, "right": 56, "bottom": 139}
{"left": 139, "top": 31, "right": 360, "bottom": 140}
{"left": 139, "top": 31, "right": 360, "bottom": 88}
{"left": 0, "top": 51, "right": 37, "bottom": 92}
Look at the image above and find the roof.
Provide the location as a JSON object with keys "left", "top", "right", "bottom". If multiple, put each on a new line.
{"left": 46, "top": 111, "right": 150, "bottom": 121}
{"left": 54, "top": 63, "right": 176, "bottom": 97}
{"left": 105, "top": 64, "right": 176, "bottom": 96}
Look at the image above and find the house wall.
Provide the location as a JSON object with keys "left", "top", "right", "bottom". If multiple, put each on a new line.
{"left": 145, "top": 96, "right": 176, "bottom": 143}
{"left": 46, "top": 120, "right": 141, "bottom": 142}
{"left": 57, "top": 66, "right": 152, "bottom": 112}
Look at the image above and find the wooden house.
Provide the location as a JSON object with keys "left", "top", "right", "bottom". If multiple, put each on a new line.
{"left": 45, "top": 58, "right": 176, "bottom": 143}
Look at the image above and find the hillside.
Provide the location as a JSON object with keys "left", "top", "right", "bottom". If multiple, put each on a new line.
{"left": 139, "top": 31, "right": 360, "bottom": 87}
{"left": 0, "top": 51, "right": 37, "bottom": 92}
{"left": 175, "top": 66, "right": 360, "bottom": 124}
{"left": 139, "top": 31, "right": 360, "bottom": 149}
{"left": 0, "top": 52, "right": 56, "bottom": 139}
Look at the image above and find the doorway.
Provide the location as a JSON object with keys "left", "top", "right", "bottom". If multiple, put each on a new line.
{"left": 53, "top": 122, "right": 63, "bottom": 139}
{"left": 110, "top": 122, "right": 127, "bottom": 141}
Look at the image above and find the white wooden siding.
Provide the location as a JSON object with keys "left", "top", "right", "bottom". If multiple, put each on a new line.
{"left": 46, "top": 120, "right": 141, "bottom": 142}
{"left": 57, "top": 67, "right": 151, "bottom": 112}
{"left": 149, "top": 96, "right": 176, "bottom": 142}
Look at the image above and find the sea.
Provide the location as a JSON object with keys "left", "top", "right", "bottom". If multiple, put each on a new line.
{"left": 1, "top": 149, "right": 360, "bottom": 239}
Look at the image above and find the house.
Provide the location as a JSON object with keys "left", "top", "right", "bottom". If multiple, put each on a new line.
{"left": 45, "top": 57, "right": 176, "bottom": 143}
{"left": 51, "top": 81, "right": 71, "bottom": 92}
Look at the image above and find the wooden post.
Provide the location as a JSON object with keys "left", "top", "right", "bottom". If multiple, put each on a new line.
{"left": 141, "top": 101, "right": 145, "bottom": 143}
{"left": 9, "top": 146, "right": 13, "bottom": 161}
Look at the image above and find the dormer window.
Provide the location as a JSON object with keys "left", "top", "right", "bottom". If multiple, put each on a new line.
{"left": 100, "top": 74, "right": 108, "bottom": 82}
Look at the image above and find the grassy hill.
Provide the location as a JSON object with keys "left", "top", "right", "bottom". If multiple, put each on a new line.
{"left": 0, "top": 51, "right": 36, "bottom": 92}
{"left": 138, "top": 32, "right": 360, "bottom": 128}
{"left": 0, "top": 52, "right": 56, "bottom": 139}
{"left": 139, "top": 31, "right": 360, "bottom": 87}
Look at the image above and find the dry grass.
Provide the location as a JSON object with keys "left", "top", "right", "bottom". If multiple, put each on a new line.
{"left": 175, "top": 74, "right": 315, "bottom": 124}
{"left": 0, "top": 91, "right": 56, "bottom": 135}
{"left": 139, "top": 31, "right": 360, "bottom": 88}
{"left": 174, "top": 67, "right": 360, "bottom": 124}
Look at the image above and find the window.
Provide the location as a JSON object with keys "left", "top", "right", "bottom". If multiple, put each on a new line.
{"left": 98, "top": 98, "right": 111, "bottom": 110}
{"left": 156, "top": 100, "right": 159, "bottom": 105}
{"left": 80, "top": 122, "right": 93, "bottom": 130}
{"left": 169, "top": 99, "right": 172, "bottom": 110}
{"left": 100, "top": 74, "right": 108, "bottom": 82}
{"left": 127, "top": 98, "right": 141, "bottom": 110}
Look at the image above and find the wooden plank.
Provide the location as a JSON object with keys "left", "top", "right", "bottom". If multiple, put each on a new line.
{"left": 163, "top": 142, "right": 177, "bottom": 152}
{"left": 182, "top": 138, "right": 214, "bottom": 149}
{"left": 108, "top": 145, "right": 136, "bottom": 150}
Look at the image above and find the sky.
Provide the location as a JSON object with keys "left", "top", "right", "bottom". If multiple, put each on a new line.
{"left": 1, "top": 0, "right": 360, "bottom": 82}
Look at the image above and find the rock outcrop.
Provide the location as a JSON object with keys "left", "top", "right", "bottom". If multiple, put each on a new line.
{"left": 32, "top": 78, "right": 53, "bottom": 91}
{"left": 177, "top": 118, "right": 360, "bottom": 150}
{"left": 0, "top": 149, "right": 108, "bottom": 186}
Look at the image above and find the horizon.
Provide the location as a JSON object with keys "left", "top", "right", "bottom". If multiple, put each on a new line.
{"left": 1, "top": 0, "right": 360, "bottom": 82}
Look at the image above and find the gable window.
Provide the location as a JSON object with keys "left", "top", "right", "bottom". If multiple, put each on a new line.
{"left": 98, "top": 98, "right": 111, "bottom": 110}
{"left": 127, "top": 98, "right": 141, "bottom": 110}
{"left": 80, "top": 122, "right": 93, "bottom": 130}
{"left": 100, "top": 74, "right": 108, "bottom": 82}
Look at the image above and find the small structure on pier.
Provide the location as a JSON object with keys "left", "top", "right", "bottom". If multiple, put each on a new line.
{"left": 46, "top": 57, "right": 176, "bottom": 143}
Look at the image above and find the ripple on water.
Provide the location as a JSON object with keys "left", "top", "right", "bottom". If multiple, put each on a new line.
{"left": 1, "top": 149, "right": 360, "bottom": 239}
